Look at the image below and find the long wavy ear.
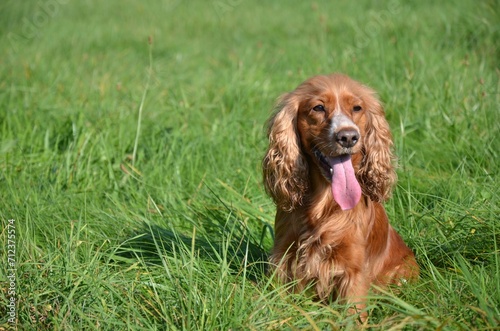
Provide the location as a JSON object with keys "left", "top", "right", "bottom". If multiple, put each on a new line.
{"left": 357, "top": 96, "right": 397, "bottom": 202}
{"left": 262, "top": 93, "right": 308, "bottom": 212}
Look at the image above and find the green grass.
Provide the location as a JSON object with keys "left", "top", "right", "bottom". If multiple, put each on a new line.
{"left": 1, "top": 0, "right": 499, "bottom": 329}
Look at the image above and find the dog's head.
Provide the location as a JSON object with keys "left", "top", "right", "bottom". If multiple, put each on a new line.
{"left": 263, "top": 74, "right": 396, "bottom": 211}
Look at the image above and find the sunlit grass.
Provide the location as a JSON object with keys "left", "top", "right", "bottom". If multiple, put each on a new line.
{"left": 0, "top": 0, "right": 499, "bottom": 329}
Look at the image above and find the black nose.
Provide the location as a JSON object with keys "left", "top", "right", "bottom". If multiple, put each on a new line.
{"left": 335, "top": 129, "right": 360, "bottom": 148}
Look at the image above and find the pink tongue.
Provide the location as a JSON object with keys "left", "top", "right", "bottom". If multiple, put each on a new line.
{"left": 331, "top": 155, "right": 362, "bottom": 210}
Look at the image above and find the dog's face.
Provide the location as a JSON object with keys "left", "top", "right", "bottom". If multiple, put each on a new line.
{"left": 295, "top": 77, "right": 370, "bottom": 180}
{"left": 292, "top": 74, "right": 390, "bottom": 209}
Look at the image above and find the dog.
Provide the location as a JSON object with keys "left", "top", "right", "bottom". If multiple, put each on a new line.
{"left": 263, "top": 73, "right": 419, "bottom": 316}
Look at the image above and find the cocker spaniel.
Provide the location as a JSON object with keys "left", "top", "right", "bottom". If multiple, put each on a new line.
{"left": 263, "top": 73, "right": 418, "bottom": 316}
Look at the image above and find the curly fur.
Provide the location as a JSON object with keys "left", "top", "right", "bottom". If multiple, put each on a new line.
{"left": 263, "top": 94, "right": 309, "bottom": 212}
{"left": 263, "top": 74, "right": 418, "bottom": 318}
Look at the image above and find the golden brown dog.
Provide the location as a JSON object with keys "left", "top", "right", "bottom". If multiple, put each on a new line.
{"left": 263, "top": 73, "right": 419, "bottom": 315}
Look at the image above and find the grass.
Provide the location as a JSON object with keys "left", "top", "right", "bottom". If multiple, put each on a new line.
{"left": 0, "top": 0, "right": 499, "bottom": 329}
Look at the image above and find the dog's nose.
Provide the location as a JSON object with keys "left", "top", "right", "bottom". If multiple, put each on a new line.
{"left": 335, "top": 129, "right": 359, "bottom": 148}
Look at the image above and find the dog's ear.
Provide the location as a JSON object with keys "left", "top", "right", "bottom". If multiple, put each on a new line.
{"left": 263, "top": 93, "right": 308, "bottom": 212}
{"left": 357, "top": 96, "right": 396, "bottom": 202}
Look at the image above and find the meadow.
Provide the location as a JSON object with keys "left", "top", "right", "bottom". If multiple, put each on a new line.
{"left": 1, "top": 0, "right": 499, "bottom": 329}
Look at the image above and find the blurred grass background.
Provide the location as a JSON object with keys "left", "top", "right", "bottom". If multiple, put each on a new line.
{"left": 1, "top": 0, "right": 499, "bottom": 329}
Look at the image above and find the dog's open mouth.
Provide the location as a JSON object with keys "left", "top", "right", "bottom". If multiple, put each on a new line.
{"left": 313, "top": 148, "right": 362, "bottom": 210}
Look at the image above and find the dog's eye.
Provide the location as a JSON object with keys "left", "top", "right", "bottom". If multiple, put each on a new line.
{"left": 313, "top": 105, "right": 326, "bottom": 112}
{"left": 353, "top": 105, "right": 362, "bottom": 112}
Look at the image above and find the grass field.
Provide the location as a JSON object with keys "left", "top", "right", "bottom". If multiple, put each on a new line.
{"left": 1, "top": 0, "right": 499, "bottom": 329}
